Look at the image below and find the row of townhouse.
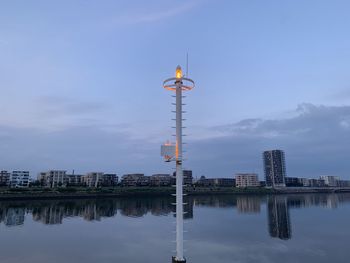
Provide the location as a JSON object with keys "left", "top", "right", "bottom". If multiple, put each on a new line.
{"left": 120, "top": 171, "right": 193, "bottom": 187}
{"left": 195, "top": 174, "right": 262, "bottom": 188}
{"left": 285, "top": 175, "right": 350, "bottom": 188}
{"left": 37, "top": 170, "right": 118, "bottom": 188}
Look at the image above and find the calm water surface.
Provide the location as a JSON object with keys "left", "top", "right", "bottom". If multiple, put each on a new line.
{"left": 0, "top": 193, "right": 349, "bottom": 263}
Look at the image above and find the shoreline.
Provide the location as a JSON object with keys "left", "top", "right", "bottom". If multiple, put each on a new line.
{"left": 0, "top": 186, "right": 350, "bottom": 201}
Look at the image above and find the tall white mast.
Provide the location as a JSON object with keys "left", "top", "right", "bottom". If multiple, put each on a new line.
{"left": 162, "top": 66, "right": 195, "bottom": 263}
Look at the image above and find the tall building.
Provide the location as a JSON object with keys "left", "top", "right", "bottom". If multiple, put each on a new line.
{"left": 10, "top": 171, "right": 30, "bottom": 188}
{"left": 263, "top": 150, "right": 286, "bottom": 187}
{"left": 0, "top": 171, "right": 11, "bottom": 187}
{"left": 235, "top": 173, "right": 260, "bottom": 188}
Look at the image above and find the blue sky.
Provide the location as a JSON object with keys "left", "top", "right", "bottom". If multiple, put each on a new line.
{"left": 0, "top": 0, "right": 350, "bottom": 179}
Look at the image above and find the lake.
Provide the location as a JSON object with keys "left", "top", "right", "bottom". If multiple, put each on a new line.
{"left": 0, "top": 193, "right": 349, "bottom": 263}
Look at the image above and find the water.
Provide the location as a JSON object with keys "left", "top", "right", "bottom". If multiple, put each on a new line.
{"left": 0, "top": 193, "right": 349, "bottom": 263}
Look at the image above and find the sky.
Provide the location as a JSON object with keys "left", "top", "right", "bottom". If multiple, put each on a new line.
{"left": 0, "top": 0, "right": 350, "bottom": 179}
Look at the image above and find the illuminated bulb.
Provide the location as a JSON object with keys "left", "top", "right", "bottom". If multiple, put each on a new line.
{"left": 176, "top": 65, "right": 182, "bottom": 79}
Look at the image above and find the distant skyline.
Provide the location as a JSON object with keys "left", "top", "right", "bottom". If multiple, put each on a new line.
{"left": 0, "top": 0, "right": 350, "bottom": 179}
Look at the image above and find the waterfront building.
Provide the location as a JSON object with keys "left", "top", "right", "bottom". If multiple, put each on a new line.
{"left": 103, "top": 174, "right": 118, "bottom": 186}
{"left": 319, "top": 176, "right": 340, "bottom": 187}
{"left": 195, "top": 176, "right": 215, "bottom": 187}
{"left": 173, "top": 170, "right": 193, "bottom": 185}
{"left": 309, "top": 179, "right": 326, "bottom": 187}
{"left": 82, "top": 172, "right": 104, "bottom": 187}
{"left": 195, "top": 176, "right": 235, "bottom": 187}
{"left": 10, "top": 171, "right": 30, "bottom": 188}
{"left": 299, "top": 178, "right": 310, "bottom": 187}
{"left": 38, "top": 170, "right": 67, "bottom": 188}
{"left": 214, "top": 178, "right": 235, "bottom": 187}
{"left": 67, "top": 174, "right": 83, "bottom": 186}
{"left": 150, "top": 174, "right": 172, "bottom": 186}
{"left": 0, "top": 171, "right": 10, "bottom": 187}
{"left": 81, "top": 172, "right": 117, "bottom": 187}
{"left": 263, "top": 150, "right": 286, "bottom": 187}
{"left": 338, "top": 180, "right": 350, "bottom": 187}
{"left": 235, "top": 173, "right": 260, "bottom": 188}
{"left": 285, "top": 177, "right": 303, "bottom": 187}
{"left": 121, "top": 174, "right": 146, "bottom": 186}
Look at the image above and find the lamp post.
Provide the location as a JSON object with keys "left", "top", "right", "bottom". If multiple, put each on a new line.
{"left": 162, "top": 66, "right": 195, "bottom": 263}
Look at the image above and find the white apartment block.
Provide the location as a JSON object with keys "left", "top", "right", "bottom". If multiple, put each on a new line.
{"left": 38, "top": 170, "right": 67, "bottom": 188}
{"left": 235, "top": 173, "right": 260, "bottom": 188}
{"left": 319, "top": 176, "right": 340, "bottom": 187}
{"left": 10, "top": 171, "right": 30, "bottom": 188}
{"left": 82, "top": 172, "right": 104, "bottom": 187}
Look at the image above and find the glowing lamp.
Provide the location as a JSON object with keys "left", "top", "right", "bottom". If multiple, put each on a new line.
{"left": 176, "top": 65, "right": 182, "bottom": 79}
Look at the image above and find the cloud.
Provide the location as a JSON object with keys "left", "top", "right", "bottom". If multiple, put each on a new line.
{"left": 0, "top": 124, "right": 167, "bottom": 176}
{"left": 0, "top": 103, "right": 349, "bottom": 180}
{"left": 187, "top": 103, "right": 350, "bottom": 179}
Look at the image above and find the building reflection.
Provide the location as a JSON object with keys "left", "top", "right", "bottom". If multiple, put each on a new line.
{"left": 0, "top": 197, "right": 194, "bottom": 226}
{"left": 0, "top": 193, "right": 349, "bottom": 240}
{"left": 267, "top": 196, "right": 292, "bottom": 240}
{"left": 236, "top": 196, "right": 261, "bottom": 214}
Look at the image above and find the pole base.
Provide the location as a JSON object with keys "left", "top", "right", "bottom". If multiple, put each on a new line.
{"left": 172, "top": 256, "right": 186, "bottom": 263}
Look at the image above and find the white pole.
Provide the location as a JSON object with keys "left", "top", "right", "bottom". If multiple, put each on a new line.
{"left": 175, "top": 79, "right": 184, "bottom": 261}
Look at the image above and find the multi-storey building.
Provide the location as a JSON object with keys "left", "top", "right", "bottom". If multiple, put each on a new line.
{"left": 172, "top": 170, "right": 193, "bottom": 185}
{"left": 285, "top": 177, "right": 303, "bottom": 187}
{"left": 319, "top": 176, "right": 340, "bottom": 187}
{"left": 263, "top": 150, "right": 286, "bottom": 187}
{"left": 120, "top": 174, "right": 145, "bottom": 186}
{"left": 150, "top": 174, "right": 172, "bottom": 186}
{"left": 309, "top": 179, "right": 326, "bottom": 187}
{"left": 38, "top": 170, "right": 67, "bottom": 188}
{"left": 103, "top": 174, "right": 118, "bottom": 186}
{"left": 0, "top": 171, "right": 11, "bottom": 187}
{"left": 10, "top": 171, "right": 30, "bottom": 188}
{"left": 82, "top": 172, "right": 103, "bottom": 187}
{"left": 214, "top": 178, "right": 236, "bottom": 187}
{"left": 67, "top": 174, "right": 83, "bottom": 186}
{"left": 235, "top": 173, "right": 260, "bottom": 188}
{"left": 195, "top": 176, "right": 215, "bottom": 187}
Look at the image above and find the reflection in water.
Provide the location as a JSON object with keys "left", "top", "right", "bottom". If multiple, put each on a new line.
{"left": 0, "top": 197, "right": 194, "bottom": 226}
{"left": 267, "top": 196, "right": 291, "bottom": 240}
{"left": 0, "top": 194, "right": 349, "bottom": 263}
{"left": 237, "top": 196, "right": 261, "bottom": 214}
{"left": 0, "top": 193, "right": 350, "bottom": 239}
